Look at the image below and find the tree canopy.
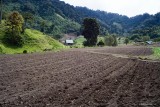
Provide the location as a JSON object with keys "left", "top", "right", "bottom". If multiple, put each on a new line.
{"left": 4, "top": 11, "right": 24, "bottom": 46}
{"left": 82, "top": 18, "right": 100, "bottom": 46}
{"left": 124, "top": 38, "right": 129, "bottom": 45}
{"left": 6, "top": 11, "right": 24, "bottom": 32}
{"left": 105, "top": 35, "right": 118, "bottom": 46}
{"left": 2, "top": 0, "right": 160, "bottom": 38}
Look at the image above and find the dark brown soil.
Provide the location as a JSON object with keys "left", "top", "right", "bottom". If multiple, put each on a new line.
{"left": 0, "top": 46, "right": 160, "bottom": 107}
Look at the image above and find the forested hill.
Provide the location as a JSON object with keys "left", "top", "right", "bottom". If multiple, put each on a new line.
{"left": 3, "top": 0, "right": 160, "bottom": 37}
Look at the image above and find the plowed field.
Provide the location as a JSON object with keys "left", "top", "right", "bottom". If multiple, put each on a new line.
{"left": 0, "top": 46, "right": 160, "bottom": 107}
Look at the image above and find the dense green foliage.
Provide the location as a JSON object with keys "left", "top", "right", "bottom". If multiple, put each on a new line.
{"left": 154, "top": 37, "right": 160, "bottom": 42}
{"left": 97, "top": 40, "right": 105, "bottom": 46}
{"left": 130, "top": 34, "right": 141, "bottom": 40}
{"left": 2, "top": 0, "right": 81, "bottom": 37}
{"left": 2, "top": 0, "right": 160, "bottom": 38}
{"left": 74, "top": 36, "right": 86, "bottom": 47}
{"left": 104, "top": 35, "right": 118, "bottom": 46}
{"left": 105, "top": 35, "right": 114, "bottom": 46}
{"left": 124, "top": 38, "right": 129, "bottom": 45}
{"left": 82, "top": 18, "right": 100, "bottom": 46}
{"left": 4, "top": 11, "right": 24, "bottom": 46}
{"left": 74, "top": 36, "right": 107, "bottom": 47}
{"left": 142, "top": 36, "right": 150, "bottom": 42}
{"left": 112, "top": 35, "right": 118, "bottom": 46}
{"left": 0, "top": 20, "right": 66, "bottom": 54}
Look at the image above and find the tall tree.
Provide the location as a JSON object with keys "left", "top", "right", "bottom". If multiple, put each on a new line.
{"left": 6, "top": 11, "right": 24, "bottom": 33}
{"left": 82, "top": 18, "right": 100, "bottom": 46}
{"left": 5, "top": 11, "right": 24, "bottom": 46}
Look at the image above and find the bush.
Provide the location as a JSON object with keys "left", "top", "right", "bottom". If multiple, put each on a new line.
{"left": 4, "top": 11, "right": 24, "bottom": 47}
{"left": 142, "top": 36, "right": 150, "bottom": 42}
{"left": 54, "top": 34, "right": 62, "bottom": 40}
{"left": 105, "top": 36, "right": 114, "bottom": 46}
{"left": 154, "top": 37, "right": 160, "bottom": 42}
{"left": 105, "top": 35, "right": 117, "bottom": 46}
{"left": 130, "top": 34, "right": 141, "bottom": 40}
{"left": 43, "top": 49, "right": 52, "bottom": 51}
{"left": 23, "top": 50, "right": 27, "bottom": 54}
{"left": 3, "top": 32, "right": 24, "bottom": 46}
{"left": 124, "top": 38, "right": 129, "bottom": 45}
{"left": 0, "top": 47, "right": 2, "bottom": 53}
{"left": 97, "top": 40, "right": 105, "bottom": 46}
{"left": 112, "top": 35, "right": 118, "bottom": 46}
{"left": 83, "top": 41, "right": 89, "bottom": 46}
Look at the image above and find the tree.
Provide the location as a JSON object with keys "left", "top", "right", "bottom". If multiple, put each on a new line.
{"left": 105, "top": 35, "right": 114, "bottom": 46}
{"left": 54, "top": 34, "right": 62, "bottom": 40}
{"left": 124, "top": 38, "right": 129, "bottom": 45}
{"left": 154, "top": 37, "right": 160, "bottom": 42}
{"left": 5, "top": 11, "right": 24, "bottom": 46}
{"left": 82, "top": 18, "right": 100, "bottom": 46}
{"left": 22, "top": 12, "right": 34, "bottom": 28}
{"left": 40, "top": 20, "right": 47, "bottom": 33}
{"left": 142, "top": 36, "right": 150, "bottom": 42}
{"left": 112, "top": 34, "right": 118, "bottom": 46}
{"left": 130, "top": 34, "right": 141, "bottom": 40}
{"left": 0, "top": 0, "right": 2, "bottom": 24}
{"left": 6, "top": 11, "right": 24, "bottom": 33}
{"left": 22, "top": 2, "right": 35, "bottom": 14}
{"left": 105, "top": 35, "right": 118, "bottom": 46}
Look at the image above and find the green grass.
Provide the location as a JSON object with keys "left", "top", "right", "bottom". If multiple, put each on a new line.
{"left": 73, "top": 36, "right": 86, "bottom": 48}
{"left": 0, "top": 23, "right": 66, "bottom": 54}
{"left": 74, "top": 36, "right": 106, "bottom": 48}
{"left": 153, "top": 47, "right": 160, "bottom": 59}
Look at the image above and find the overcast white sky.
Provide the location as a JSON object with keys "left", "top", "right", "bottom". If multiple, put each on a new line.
{"left": 60, "top": 0, "right": 160, "bottom": 17}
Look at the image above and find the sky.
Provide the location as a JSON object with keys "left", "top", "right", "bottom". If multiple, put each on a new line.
{"left": 60, "top": 0, "right": 160, "bottom": 17}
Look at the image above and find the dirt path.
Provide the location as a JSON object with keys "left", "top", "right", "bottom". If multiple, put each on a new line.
{"left": 0, "top": 46, "right": 160, "bottom": 107}
{"left": 71, "top": 45, "right": 153, "bottom": 56}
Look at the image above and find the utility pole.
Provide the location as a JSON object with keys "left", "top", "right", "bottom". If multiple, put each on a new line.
{"left": 0, "top": 0, "right": 2, "bottom": 24}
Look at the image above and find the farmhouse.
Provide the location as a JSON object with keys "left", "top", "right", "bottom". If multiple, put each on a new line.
{"left": 65, "top": 39, "right": 74, "bottom": 45}
{"left": 146, "top": 41, "right": 153, "bottom": 45}
{"left": 60, "top": 33, "right": 77, "bottom": 45}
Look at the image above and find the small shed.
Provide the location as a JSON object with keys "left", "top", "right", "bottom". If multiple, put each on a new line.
{"left": 65, "top": 40, "right": 74, "bottom": 45}
{"left": 146, "top": 41, "right": 153, "bottom": 45}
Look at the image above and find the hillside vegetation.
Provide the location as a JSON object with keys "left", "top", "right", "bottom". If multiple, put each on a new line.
{"left": 3, "top": 0, "right": 81, "bottom": 37}
{"left": 2, "top": 0, "right": 160, "bottom": 37}
{"left": 1, "top": 0, "right": 160, "bottom": 53}
{"left": 0, "top": 21, "right": 65, "bottom": 54}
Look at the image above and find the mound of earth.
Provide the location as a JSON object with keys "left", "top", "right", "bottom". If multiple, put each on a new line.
{"left": 0, "top": 27, "right": 65, "bottom": 54}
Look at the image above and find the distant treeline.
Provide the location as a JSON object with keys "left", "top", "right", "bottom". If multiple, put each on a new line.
{"left": 2, "top": 0, "right": 160, "bottom": 39}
